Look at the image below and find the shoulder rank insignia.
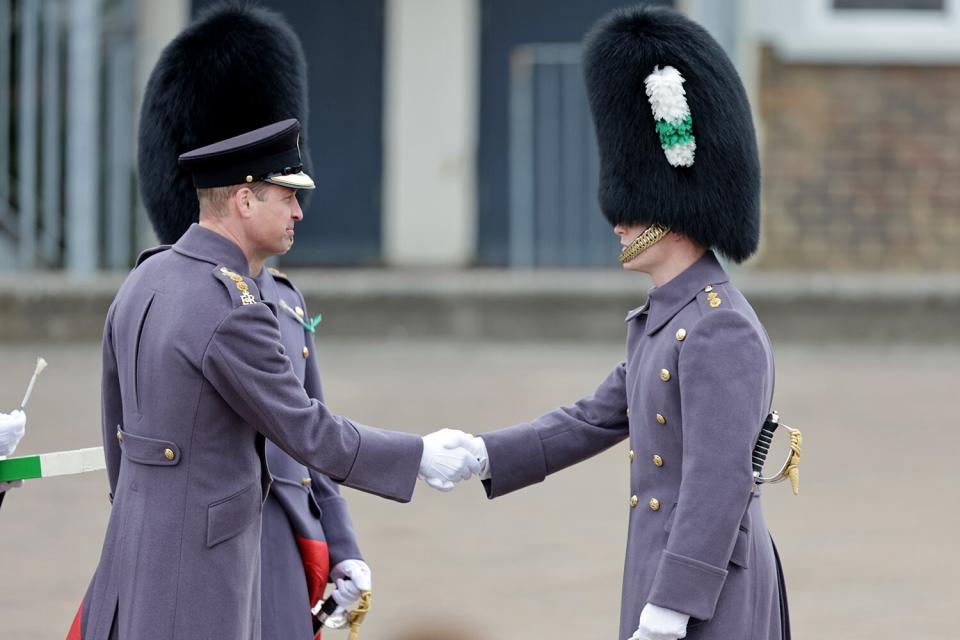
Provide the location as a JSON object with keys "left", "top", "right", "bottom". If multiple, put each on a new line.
{"left": 279, "top": 298, "right": 322, "bottom": 333}
{"left": 698, "top": 284, "right": 723, "bottom": 310}
{"left": 216, "top": 266, "right": 258, "bottom": 306}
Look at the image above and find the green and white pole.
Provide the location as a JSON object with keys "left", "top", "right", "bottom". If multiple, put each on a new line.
{"left": 0, "top": 447, "right": 105, "bottom": 483}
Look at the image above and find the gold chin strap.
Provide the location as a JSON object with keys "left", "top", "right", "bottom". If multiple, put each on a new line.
{"left": 618, "top": 224, "right": 670, "bottom": 263}
{"left": 346, "top": 592, "right": 372, "bottom": 640}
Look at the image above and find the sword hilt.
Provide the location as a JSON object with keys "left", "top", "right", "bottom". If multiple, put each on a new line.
{"left": 752, "top": 411, "right": 780, "bottom": 478}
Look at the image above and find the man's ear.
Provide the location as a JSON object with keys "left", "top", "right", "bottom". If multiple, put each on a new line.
{"left": 233, "top": 187, "right": 254, "bottom": 219}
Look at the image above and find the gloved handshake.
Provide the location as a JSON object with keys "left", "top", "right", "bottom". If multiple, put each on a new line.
{"left": 417, "top": 428, "right": 489, "bottom": 492}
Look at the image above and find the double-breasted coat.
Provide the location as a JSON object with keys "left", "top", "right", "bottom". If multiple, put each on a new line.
{"left": 252, "top": 267, "right": 363, "bottom": 640}
{"left": 479, "top": 252, "right": 788, "bottom": 640}
{"left": 72, "top": 224, "right": 421, "bottom": 640}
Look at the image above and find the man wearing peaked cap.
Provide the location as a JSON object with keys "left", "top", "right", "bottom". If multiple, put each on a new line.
{"left": 69, "top": 117, "right": 483, "bottom": 639}
{"left": 453, "top": 6, "right": 792, "bottom": 640}
{"left": 119, "top": 5, "right": 379, "bottom": 639}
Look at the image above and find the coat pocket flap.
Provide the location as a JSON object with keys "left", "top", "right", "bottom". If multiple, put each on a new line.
{"left": 207, "top": 482, "right": 262, "bottom": 548}
{"left": 729, "top": 527, "right": 751, "bottom": 569}
{"left": 118, "top": 427, "right": 181, "bottom": 467}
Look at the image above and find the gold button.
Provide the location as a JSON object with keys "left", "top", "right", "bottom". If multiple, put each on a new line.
{"left": 164, "top": 448, "right": 175, "bottom": 461}
{"left": 707, "top": 292, "right": 718, "bottom": 300}
{"left": 676, "top": 328, "right": 687, "bottom": 341}
{"left": 710, "top": 298, "right": 722, "bottom": 308}
{"left": 116, "top": 430, "right": 123, "bottom": 443}
{"left": 302, "top": 346, "right": 309, "bottom": 358}
{"left": 649, "top": 498, "right": 661, "bottom": 511}
{"left": 628, "top": 449, "right": 635, "bottom": 462}
{"left": 245, "top": 175, "right": 253, "bottom": 183}
{"left": 656, "top": 413, "right": 666, "bottom": 425}
{"left": 295, "top": 306, "right": 305, "bottom": 318}
{"left": 660, "top": 369, "right": 671, "bottom": 382}
{"left": 704, "top": 285, "right": 713, "bottom": 292}
{"left": 653, "top": 454, "right": 664, "bottom": 467}
{"left": 301, "top": 477, "right": 312, "bottom": 487}
{"left": 630, "top": 495, "right": 639, "bottom": 508}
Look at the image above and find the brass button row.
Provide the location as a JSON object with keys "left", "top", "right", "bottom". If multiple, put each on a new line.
{"left": 660, "top": 368, "right": 671, "bottom": 382}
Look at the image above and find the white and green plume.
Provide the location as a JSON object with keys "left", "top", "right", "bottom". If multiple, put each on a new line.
{"left": 644, "top": 65, "right": 696, "bottom": 167}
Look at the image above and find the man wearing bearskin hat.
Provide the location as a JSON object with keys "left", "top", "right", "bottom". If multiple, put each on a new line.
{"left": 133, "top": 6, "right": 368, "bottom": 638}
{"left": 461, "top": 6, "right": 792, "bottom": 640}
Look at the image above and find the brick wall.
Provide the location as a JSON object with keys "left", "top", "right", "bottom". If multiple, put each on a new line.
{"left": 754, "top": 47, "right": 960, "bottom": 271}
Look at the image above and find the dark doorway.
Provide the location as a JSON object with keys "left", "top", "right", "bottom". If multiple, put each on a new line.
{"left": 192, "top": 0, "right": 386, "bottom": 266}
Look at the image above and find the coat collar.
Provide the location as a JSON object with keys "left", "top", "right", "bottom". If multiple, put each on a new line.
{"left": 625, "top": 251, "right": 730, "bottom": 336}
{"left": 172, "top": 224, "right": 250, "bottom": 276}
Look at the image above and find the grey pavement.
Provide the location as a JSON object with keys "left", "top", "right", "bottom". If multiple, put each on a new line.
{"left": 0, "top": 339, "right": 957, "bottom": 639}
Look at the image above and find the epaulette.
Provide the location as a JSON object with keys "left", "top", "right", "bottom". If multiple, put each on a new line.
{"left": 213, "top": 265, "right": 260, "bottom": 307}
{"left": 695, "top": 282, "right": 729, "bottom": 314}
{"left": 135, "top": 245, "right": 171, "bottom": 267}
{"left": 267, "top": 266, "right": 289, "bottom": 281}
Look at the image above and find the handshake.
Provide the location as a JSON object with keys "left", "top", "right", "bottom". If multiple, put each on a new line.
{"left": 417, "top": 428, "right": 489, "bottom": 492}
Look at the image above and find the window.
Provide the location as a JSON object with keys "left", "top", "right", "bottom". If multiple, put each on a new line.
{"left": 833, "top": 0, "right": 944, "bottom": 10}
{"left": 757, "top": 0, "right": 960, "bottom": 63}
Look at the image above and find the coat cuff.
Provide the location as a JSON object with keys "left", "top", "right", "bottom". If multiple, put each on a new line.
{"left": 317, "top": 496, "right": 363, "bottom": 567}
{"left": 479, "top": 423, "right": 547, "bottom": 498}
{"left": 342, "top": 424, "right": 422, "bottom": 503}
{"left": 647, "top": 550, "right": 728, "bottom": 621}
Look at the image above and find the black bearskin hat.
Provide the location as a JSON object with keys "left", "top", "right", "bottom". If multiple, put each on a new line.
{"left": 138, "top": 2, "right": 312, "bottom": 244}
{"left": 583, "top": 6, "right": 760, "bottom": 262}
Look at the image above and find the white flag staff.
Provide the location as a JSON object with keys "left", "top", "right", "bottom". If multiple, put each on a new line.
{"left": 19, "top": 357, "right": 48, "bottom": 410}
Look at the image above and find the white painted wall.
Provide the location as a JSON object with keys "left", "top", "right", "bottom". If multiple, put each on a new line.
{"left": 383, "top": 0, "right": 479, "bottom": 266}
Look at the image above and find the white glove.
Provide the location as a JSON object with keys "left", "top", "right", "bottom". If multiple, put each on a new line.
{"left": 418, "top": 428, "right": 481, "bottom": 491}
{"left": 628, "top": 603, "right": 690, "bottom": 640}
{"left": 467, "top": 436, "right": 490, "bottom": 480}
{"left": 329, "top": 559, "right": 371, "bottom": 612}
{"left": 0, "top": 410, "right": 26, "bottom": 457}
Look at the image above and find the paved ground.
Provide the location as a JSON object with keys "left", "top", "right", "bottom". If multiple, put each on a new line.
{"left": 0, "top": 339, "right": 957, "bottom": 639}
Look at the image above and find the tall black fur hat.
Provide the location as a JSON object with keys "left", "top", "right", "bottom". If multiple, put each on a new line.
{"left": 583, "top": 6, "right": 760, "bottom": 262}
{"left": 138, "top": 2, "right": 312, "bottom": 244}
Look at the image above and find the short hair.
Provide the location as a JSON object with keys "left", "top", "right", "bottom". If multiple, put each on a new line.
{"left": 197, "top": 182, "right": 270, "bottom": 218}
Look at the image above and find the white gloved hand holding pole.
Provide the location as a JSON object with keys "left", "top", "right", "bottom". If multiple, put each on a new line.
{"left": 329, "top": 559, "right": 371, "bottom": 613}
{"left": 418, "top": 428, "right": 481, "bottom": 491}
{"left": 0, "top": 410, "right": 27, "bottom": 492}
{"left": 627, "top": 603, "right": 690, "bottom": 640}
{"left": 0, "top": 410, "right": 26, "bottom": 457}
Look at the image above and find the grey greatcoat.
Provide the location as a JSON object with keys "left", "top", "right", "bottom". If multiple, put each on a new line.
{"left": 480, "top": 252, "right": 787, "bottom": 640}
{"left": 253, "top": 267, "right": 363, "bottom": 640}
{"left": 76, "top": 224, "right": 421, "bottom": 640}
